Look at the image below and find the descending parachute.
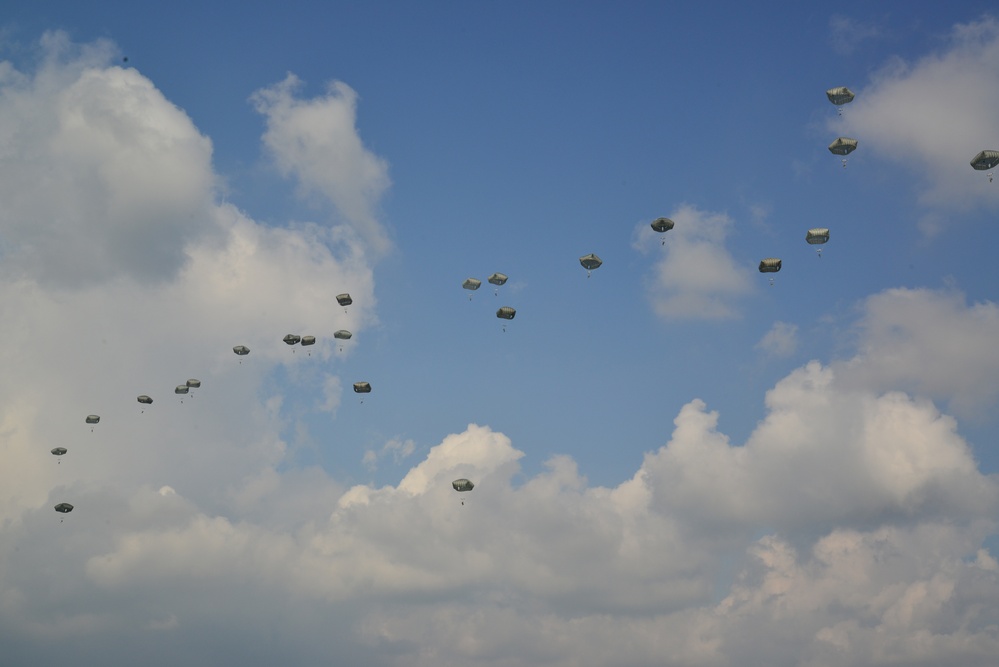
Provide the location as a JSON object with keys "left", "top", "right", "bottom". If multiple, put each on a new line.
{"left": 496, "top": 306, "right": 516, "bottom": 332}
{"left": 825, "top": 86, "right": 855, "bottom": 115}
{"left": 336, "top": 293, "right": 352, "bottom": 307}
{"left": 137, "top": 395, "right": 153, "bottom": 412}
{"left": 579, "top": 254, "right": 602, "bottom": 277}
{"left": 462, "top": 278, "right": 481, "bottom": 300}
{"left": 86, "top": 414, "right": 99, "bottom": 432}
{"left": 828, "top": 137, "right": 858, "bottom": 167}
{"left": 334, "top": 329, "right": 352, "bottom": 352}
{"left": 353, "top": 382, "right": 371, "bottom": 393}
{"left": 175, "top": 385, "right": 189, "bottom": 403}
{"left": 651, "top": 217, "right": 674, "bottom": 245}
{"left": 488, "top": 273, "right": 508, "bottom": 296}
{"left": 283, "top": 334, "right": 301, "bottom": 345}
{"left": 759, "top": 257, "right": 782, "bottom": 286}
{"left": 806, "top": 228, "right": 830, "bottom": 257}
{"left": 51, "top": 447, "right": 67, "bottom": 464}
{"left": 300, "top": 335, "right": 316, "bottom": 356}
{"left": 452, "top": 478, "right": 474, "bottom": 505}
{"left": 186, "top": 379, "right": 201, "bottom": 389}
{"left": 54, "top": 502, "right": 73, "bottom": 514}
{"left": 971, "top": 150, "right": 999, "bottom": 183}
{"left": 233, "top": 345, "right": 250, "bottom": 356}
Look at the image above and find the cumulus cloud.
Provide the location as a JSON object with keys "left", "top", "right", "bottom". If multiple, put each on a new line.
{"left": 831, "top": 16, "right": 999, "bottom": 219}
{"left": 251, "top": 74, "right": 392, "bottom": 255}
{"left": 633, "top": 204, "right": 752, "bottom": 319}
{"left": 757, "top": 321, "right": 799, "bottom": 357}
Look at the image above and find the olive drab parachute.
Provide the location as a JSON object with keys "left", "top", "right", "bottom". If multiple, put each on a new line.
{"left": 462, "top": 278, "right": 481, "bottom": 300}
{"left": 806, "top": 228, "right": 830, "bottom": 257}
{"left": 300, "top": 335, "right": 316, "bottom": 355}
{"left": 452, "top": 478, "right": 474, "bottom": 505}
{"left": 825, "top": 86, "right": 855, "bottom": 115}
{"left": 496, "top": 306, "right": 516, "bottom": 332}
{"left": 283, "top": 334, "right": 301, "bottom": 353}
{"left": 175, "top": 385, "right": 189, "bottom": 403}
{"left": 51, "top": 447, "right": 67, "bottom": 463}
{"left": 759, "top": 258, "right": 782, "bottom": 286}
{"left": 86, "top": 414, "right": 100, "bottom": 432}
{"left": 334, "top": 329, "right": 352, "bottom": 352}
{"left": 54, "top": 502, "right": 73, "bottom": 522}
{"left": 971, "top": 150, "right": 999, "bottom": 183}
{"left": 488, "top": 273, "right": 508, "bottom": 296}
{"left": 579, "top": 253, "right": 602, "bottom": 277}
{"left": 137, "top": 395, "right": 153, "bottom": 412}
{"left": 651, "top": 217, "right": 674, "bottom": 245}
{"left": 353, "top": 381, "right": 371, "bottom": 404}
{"left": 336, "top": 293, "right": 352, "bottom": 313}
{"left": 828, "top": 137, "right": 858, "bottom": 167}
{"left": 233, "top": 345, "right": 250, "bottom": 364}
{"left": 186, "top": 379, "right": 201, "bottom": 389}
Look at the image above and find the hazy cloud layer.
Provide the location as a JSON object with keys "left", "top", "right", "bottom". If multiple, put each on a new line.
{"left": 633, "top": 204, "right": 752, "bottom": 319}
{"left": 831, "top": 16, "right": 999, "bottom": 221}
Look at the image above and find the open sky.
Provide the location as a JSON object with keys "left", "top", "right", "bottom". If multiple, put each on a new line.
{"left": 3, "top": 2, "right": 999, "bottom": 665}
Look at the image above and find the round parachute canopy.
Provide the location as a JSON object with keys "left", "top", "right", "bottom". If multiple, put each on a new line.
{"left": 334, "top": 330, "right": 352, "bottom": 340}
{"left": 54, "top": 503, "right": 74, "bottom": 513}
{"left": 651, "top": 217, "right": 675, "bottom": 233}
{"left": 462, "top": 278, "right": 481, "bottom": 291}
{"left": 283, "top": 334, "right": 301, "bottom": 345}
{"left": 85, "top": 415, "right": 100, "bottom": 424}
{"left": 353, "top": 382, "right": 371, "bottom": 394}
{"left": 488, "top": 273, "right": 508, "bottom": 286}
{"left": 828, "top": 137, "right": 858, "bottom": 156}
{"left": 759, "top": 258, "right": 782, "bottom": 273}
{"left": 452, "top": 478, "right": 475, "bottom": 492}
{"left": 51, "top": 447, "right": 67, "bottom": 456}
{"left": 496, "top": 306, "right": 516, "bottom": 320}
{"left": 300, "top": 335, "right": 316, "bottom": 346}
{"left": 175, "top": 385, "right": 189, "bottom": 395}
{"left": 825, "top": 86, "right": 855, "bottom": 106}
{"left": 970, "top": 150, "right": 999, "bottom": 171}
{"left": 137, "top": 395, "right": 153, "bottom": 405}
{"left": 233, "top": 345, "right": 250, "bottom": 356}
{"left": 579, "top": 254, "right": 602, "bottom": 271}
{"left": 186, "top": 379, "right": 201, "bottom": 389}
{"left": 806, "top": 228, "right": 830, "bottom": 245}
{"left": 336, "top": 293, "right": 352, "bottom": 307}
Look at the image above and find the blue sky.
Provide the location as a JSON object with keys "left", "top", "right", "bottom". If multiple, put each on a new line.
{"left": 2, "top": 3, "right": 999, "bottom": 666}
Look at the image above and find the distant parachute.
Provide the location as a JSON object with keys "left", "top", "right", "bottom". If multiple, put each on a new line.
{"left": 300, "top": 335, "right": 316, "bottom": 356}
{"left": 971, "top": 150, "right": 999, "bottom": 183}
{"left": 283, "top": 334, "right": 301, "bottom": 346}
{"left": 828, "top": 137, "right": 858, "bottom": 167}
{"left": 186, "top": 379, "right": 201, "bottom": 389}
{"left": 353, "top": 382, "right": 371, "bottom": 393}
{"left": 825, "top": 86, "right": 855, "bottom": 115}
{"left": 452, "top": 478, "right": 474, "bottom": 505}
{"left": 759, "top": 258, "right": 782, "bottom": 286}
{"left": 651, "top": 217, "right": 674, "bottom": 245}
{"left": 488, "top": 273, "right": 508, "bottom": 296}
{"left": 336, "top": 293, "right": 353, "bottom": 307}
{"left": 54, "top": 502, "right": 73, "bottom": 514}
{"left": 462, "top": 278, "right": 481, "bottom": 300}
{"left": 806, "top": 228, "right": 830, "bottom": 257}
{"left": 496, "top": 306, "right": 516, "bottom": 332}
{"left": 334, "top": 329, "right": 352, "bottom": 352}
{"left": 51, "top": 447, "right": 67, "bottom": 463}
{"left": 137, "top": 395, "right": 153, "bottom": 412}
{"left": 233, "top": 345, "right": 250, "bottom": 356}
{"left": 579, "top": 254, "right": 602, "bottom": 277}
{"left": 175, "top": 385, "right": 189, "bottom": 403}
{"left": 86, "top": 414, "right": 100, "bottom": 432}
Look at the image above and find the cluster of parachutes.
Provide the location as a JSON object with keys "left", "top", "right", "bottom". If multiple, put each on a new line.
{"left": 463, "top": 273, "right": 517, "bottom": 332}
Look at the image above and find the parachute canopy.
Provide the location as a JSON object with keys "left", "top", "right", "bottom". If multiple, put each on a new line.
{"left": 825, "top": 87, "right": 855, "bottom": 106}
{"left": 828, "top": 137, "right": 858, "bottom": 156}
{"left": 353, "top": 382, "right": 371, "bottom": 394}
{"left": 54, "top": 503, "right": 74, "bottom": 513}
{"left": 233, "top": 345, "right": 250, "bottom": 356}
{"left": 85, "top": 415, "right": 100, "bottom": 424}
{"left": 186, "top": 379, "right": 201, "bottom": 388}
{"left": 970, "top": 150, "right": 999, "bottom": 171}
{"left": 759, "top": 258, "right": 782, "bottom": 273}
{"left": 175, "top": 385, "right": 189, "bottom": 395}
{"left": 51, "top": 447, "right": 67, "bottom": 456}
{"left": 137, "top": 395, "right": 153, "bottom": 405}
{"left": 488, "top": 273, "right": 508, "bottom": 286}
{"left": 336, "top": 293, "right": 352, "bottom": 307}
{"left": 651, "top": 217, "right": 675, "bottom": 233}
{"left": 806, "top": 228, "right": 830, "bottom": 244}
{"left": 452, "top": 478, "right": 475, "bottom": 492}
{"left": 334, "top": 330, "right": 352, "bottom": 340}
{"left": 462, "top": 278, "right": 481, "bottom": 291}
{"left": 579, "top": 254, "right": 602, "bottom": 271}
{"left": 496, "top": 306, "right": 516, "bottom": 320}
{"left": 283, "top": 334, "right": 301, "bottom": 345}
{"left": 301, "top": 336, "right": 316, "bottom": 346}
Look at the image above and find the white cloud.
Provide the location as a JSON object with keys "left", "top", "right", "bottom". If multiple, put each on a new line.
{"left": 633, "top": 204, "right": 752, "bottom": 319}
{"left": 251, "top": 74, "right": 392, "bottom": 255}
{"left": 757, "top": 321, "right": 799, "bottom": 357}
{"left": 831, "top": 16, "right": 999, "bottom": 218}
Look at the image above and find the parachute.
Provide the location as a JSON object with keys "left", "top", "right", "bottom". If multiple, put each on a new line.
{"left": 336, "top": 293, "right": 353, "bottom": 307}
{"left": 54, "top": 502, "right": 73, "bottom": 513}
{"left": 579, "top": 253, "right": 602, "bottom": 277}
{"left": 283, "top": 334, "right": 301, "bottom": 346}
{"left": 186, "top": 379, "right": 201, "bottom": 389}
{"left": 651, "top": 217, "right": 674, "bottom": 245}
{"left": 806, "top": 228, "right": 830, "bottom": 257}
{"left": 86, "top": 414, "right": 99, "bottom": 432}
{"left": 334, "top": 329, "right": 352, "bottom": 352}
{"left": 463, "top": 278, "right": 481, "bottom": 300}
{"left": 300, "top": 335, "right": 316, "bottom": 356}
{"left": 175, "top": 385, "right": 189, "bottom": 403}
{"left": 971, "top": 150, "right": 999, "bottom": 182}
{"left": 488, "top": 273, "right": 508, "bottom": 296}
{"left": 452, "top": 478, "right": 474, "bottom": 505}
{"left": 51, "top": 447, "right": 67, "bottom": 463}
{"left": 759, "top": 258, "right": 781, "bottom": 286}
{"left": 825, "top": 86, "right": 855, "bottom": 115}
{"left": 828, "top": 137, "right": 858, "bottom": 167}
{"left": 353, "top": 382, "right": 371, "bottom": 393}
{"left": 496, "top": 306, "right": 516, "bottom": 332}
{"left": 137, "top": 395, "right": 153, "bottom": 412}
{"left": 233, "top": 345, "right": 250, "bottom": 356}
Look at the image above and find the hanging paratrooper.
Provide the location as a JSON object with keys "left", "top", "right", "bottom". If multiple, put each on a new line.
{"left": 828, "top": 137, "right": 858, "bottom": 168}
{"left": 579, "top": 254, "right": 602, "bottom": 277}
{"left": 970, "top": 150, "right": 999, "bottom": 183}
{"left": 651, "top": 217, "right": 674, "bottom": 245}
{"left": 805, "top": 228, "right": 830, "bottom": 257}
